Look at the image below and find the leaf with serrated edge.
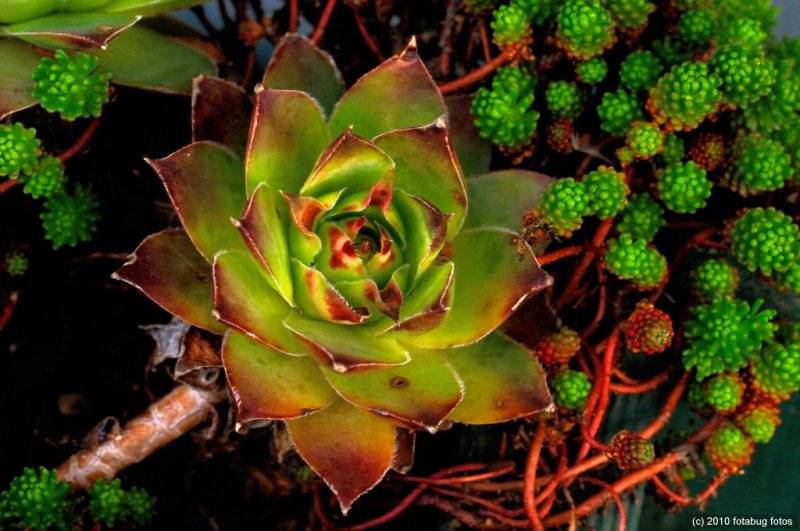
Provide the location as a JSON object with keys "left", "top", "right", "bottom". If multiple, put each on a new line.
{"left": 286, "top": 397, "right": 397, "bottom": 513}
{"left": 263, "top": 33, "right": 345, "bottom": 117}
{"left": 113, "top": 229, "right": 224, "bottom": 333}
{"left": 213, "top": 251, "right": 307, "bottom": 355}
{"left": 405, "top": 228, "right": 553, "bottom": 348}
{"left": 444, "top": 333, "right": 552, "bottom": 424}
{"left": 328, "top": 38, "right": 445, "bottom": 139}
{"left": 192, "top": 76, "right": 252, "bottom": 157}
{"left": 246, "top": 86, "right": 331, "bottom": 195}
{"left": 284, "top": 312, "right": 409, "bottom": 371}
{"left": 323, "top": 347, "right": 462, "bottom": 431}
{"left": 223, "top": 331, "right": 335, "bottom": 422}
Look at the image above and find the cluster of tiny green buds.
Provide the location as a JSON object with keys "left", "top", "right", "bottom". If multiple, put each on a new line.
{"left": 0, "top": 467, "right": 72, "bottom": 530}
{"left": 545, "top": 80, "right": 585, "bottom": 119}
{"left": 583, "top": 166, "right": 628, "bottom": 218}
{"left": 683, "top": 297, "right": 777, "bottom": 380}
{"left": 740, "top": 59, "right": 800, "bottom": 132}
{"left": 40, "top": 184, "right": 100, "bottom": 250}
{"left": 617, "top": 193, "right": 664, "bottom": 242}
{"left": 626, "top": 121, "right": 664, "bottom": 159}
{"left": 550, "top": 369, "right": 591, "bottom": 411}
{"left": 704, "top": 425, "right": 754, "bottom": 474}
{"left": 515, "top": 0, "right": 561, "bottom": 24}
{"left": 716, "top": 17, "right": 767, "bottom": 49}
{"left": 729, "top": 207, "right": 800, "bottom": 276}
{"left": 87, "top": 478, "right": 156, "bottom": 528}
{"left": 647, "top": 62, "right": 722, "bottom": 131}
{"left": 471, "top": 66, "right": 539, "bottom": 148}
{"left": 555, "top": 0, "right": 616, "bottom": 59}
{"left": 604, "top": 234, "right": 667, "bottom": 289}
{"left": 3, "top": 250, "right": 28, "bottom": 277}
{"left": 725, "top": 135, "right": 793, "bottom": 196}
{"left": 615, "top": 146, "right": 635, "bottom": 166}
{"left": 688, "top": 132, "right": 725, "bottom": 171}
{"left": 22, "top": 156, "right": 67, "bottom": 199}
{"left": 0, "top": 123, "right": 41, "bottom": 178}
{"left": 678, "top": 9, "right": 714, "bottom": 48}
{"left": 705, "top": 373, "right": 744, "bottom": 413}
{"left": 32, "top": 50, "right": 111, "bottom": 121}
{"left": 738, "top": 406, "right": 780, "bottom": 443}
{"left": 622, "top": 300, "right": 674, "bottom": 354}
{"left": 602, "top": 0, "right": 655, "bottom": 31}
{"left": 619, "top": 50, "right": 663, "bottom": 92}
{"left": 687, "top": 381, "right": 712, "bottom": 416}
{"left": 657, "top": 161, "right": 712, "bottom": 214}
{"left": 533, "top": 327, "right": 581, "bottom": 365}
{"left": 651, "top": 36, "right": 692, "bottom": 67}
{"left": 546, "top": 119, "right": 574, "bottom": 153}
{"left": 532, "top": 178, "right": 591, "bottom": 236}
{"left": 692, "top": 259, "right": 739, "bottom": 302}
{"left": 576, "top": 57, "right": 608, "bottom": 84}
{"left": 606, "top": 430, "right": 655, "bottom": 470}
{"left": 710, "top": 45, "right": 776, "bottom": 109}
{"left": 751, "top": 342, "right": 800, "bottom": 399}
{"left": 597, "top": 89, "right": 644, "bottom": 135}
{"left": 775, "top": 260, "right": 800, "bottom": 294}
{"left": 661, "top": 133, "right": 685, "bottom": 165}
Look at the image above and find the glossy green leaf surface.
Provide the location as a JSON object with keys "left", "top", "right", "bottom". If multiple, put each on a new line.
{"left": 148, "top": 141, "right": 246, "bottom": 261}
{"left": 222, "top": 331, "right": 335, "bottom": 421}
{"left": 382, "top": 262, "right": 453, "bottom": 337}
{"left": 286, "top": 397, "right": 396, "bottom": 513}
{"left": 0, "top": 39, "right": 40, "bottom": 119}
{"left": 444, "top": 94, "right": 492, "bottom": 178}
{"left": 392, "top": 190, "right": 449, "bottom": 280}
{"left": 113, "top": 229, "right": 224, "bottom": 333}
{"left": 290, "top": 259, "right": 368, "bottom": 324}
{"left": 0, "top": 0, "right": 59, "bottom": 24}
{"left": 192, "top": 76, "right": 251, "bottom": 157}
{"left": 263, "top": 33, "right": 344, "bottom": 117}
{"left": 3, "top": 12, "right": 139, "bottom": 49}
{"left": 407, "top": 228, "right": 553, "bottom": 348}
{"left": 444, "top": 333, "right": 552, "bottom": 424}
{"left": 328, "top": 41, "right": 445, "bottom": 139}
{"left": 246, "top": 87, "right": 330, "bottom": 195}
{"left": 464, "top": 170, "right": 553, "bottom": 232}
{"left": 212, "top": 251, "right": 307, "bottom": 355}
{"left": 100, "top": 0, "right": 204, "bottom": 16}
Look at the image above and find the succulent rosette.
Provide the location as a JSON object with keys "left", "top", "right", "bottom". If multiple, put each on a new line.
{"left": 114, "top": 36, "right": 553, "bottom": 512}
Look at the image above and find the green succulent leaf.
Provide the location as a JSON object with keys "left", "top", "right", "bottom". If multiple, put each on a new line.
{"left": 100, "top": 0, "right": 205, "bottom": 16}
{"left": 407, "top": 228, "right": 552, "bottom": 348}
{"left": 463, "top": 170, "right": 553, "bottom": 233}
{"left": 222, "top": 331, "right": 335, "bottom": 421}
{"left": 444, "top": 94, "right": 492, "bottom": 177}
{"left": 246, "top": 86, "right": 330, "bottom": 195}
{"left": 444, "top": 332, "right": 552, "bottom": 424}
{"left": 290, "top": 258, "right": 370, "bottom": 324}
{"left": 212, "top": 251, "right": 307, "bottom": 354}
{"left": 374, "top": 120, "right": 467, "bottom": 237}
{"left": 148, "top": 141, "right": 247, "bottom": 261}
{"left": 381, "top": 262, "right": 454, "bottom": 337}
{"left": 286, "top": 397, "right": 397, "bottom": 514}
{"left": 323, "top": 347, "right": 462, "bottom": 431}
{"left": 2, "top": 12, "right": 140, "bottom": 49}
{"left": 0, "top": 39, "right": 40, "bottom": 119}
{"left": 333, "top": 265, "right": 408, "bottom": 322}
{"left": 392, "top": 190, "right": 449, "bottom": 280}
{"left": 262, "top": 33, "right": 344, "bottom": 117}
{"left": 113, "top": 229, "right": 224, "bottom": 333}
{"left": 284, "top": 311, "right": 410, "bottom": 370}
{"left": 192, "top": 76, "right": 252, "bottom": 157}
{"left": 328, "top": 40, "right": 445, "bottom": 139}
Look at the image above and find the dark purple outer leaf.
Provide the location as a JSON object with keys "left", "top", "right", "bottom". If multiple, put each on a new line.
{"left": 192, "top": 76, "right": 252, "bottom": 157}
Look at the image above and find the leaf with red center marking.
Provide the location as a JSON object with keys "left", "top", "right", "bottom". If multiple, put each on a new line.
{"left": 445, "top": 94, "right": 492, "bottom": 178}
{"left": 286, "top": 397, "right": 397, "bottom": 513}
{"left": 393, "top": 190, "right": 449, "bottom": 280}
{"left": 328, "top": 39, "right": 445, "bottom": 139}
{"left": 236, "top": 184, "right": 293, "bottom": 305}
{"left": 381, "top": 262, "right": 453, "bottom": 337}
{"left": 342, "top": 216, "right": 367, "bottom": 238}
{"left": 464, "top": 170, "right": 553, "bottom": 233}
{"left": 300, "top": 130, "right": 394, "bottom": 198}
{"left": 283, "top": 312, "right": 410, "bottom": 371}
{"left": 262, "top": 33, "right": 345, "bottom": 117}
{"left": 323, "top": 347, "right": 462, "bottom": 431}
{"left": 222, "top": 331, "right": 335, "bottom": 422}
{"left": 246, "top": 87, "right": 330, "bottom": 195}
{"left": 213, "top": 251, "right": 308, "bottom": 354}
{"left": 148, "top": 141, "right": 246, "bottom": 262}
{"left": 316, "top": 222, "right": 367, "bottom": 282}
{"left": 374, "top": 119, "right": 466, "bottom": 237}
{"left": 405, "top": 228, "right": 553, "bottom": 348}
{"left": 334, "top": 265, "right": 408, "bottom": 322}
{"left": 290, "top": 259, "right": 369, "bottom": 324}
{"left": 444, "top": 333, "right": 552, "bottom": 424}
{"left": 282, "top": 189, "right": 342, "bottom": 265}
{"left": 113, "top": 229, "right": 224, "bottom": 333}
{"left": 192, "top": 76, "right": 252, "bottom": 157}
{"left": 364, "top": 226, "right": 403, "bottom": 287}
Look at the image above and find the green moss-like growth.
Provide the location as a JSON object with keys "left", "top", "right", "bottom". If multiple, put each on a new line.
{"left": 551, "top": 369, "right": 591, "bottom": 410}
{"left": 32, "top": 50, "right": 111, "bottom": 121}
{"left": 683, "top": 297, "right": 776, "bottom": 380}
{"left": 515, "top": 0, "right": 561, "bottom": 24}
{"left": 692, "top": 259, "right": 739, "bottom": 302}
{"left": 602, "top": 0, "right": 655, "bottom": 31}
{"left": 705, "top": 373, "right": 744, "bottom": 412}
{"left": 678, "top": 10, "right": 714, "bottom": 48}
{"left": 710, "top": 45, "right": 776, "bottom": 109}
{"left": 740, "top": 59, "right": 800, "bottom": 132}
{"left": 687, "top": 381, "right": 711, "bottom": 415}
{"left": 617, "top": 193, "right": 664, "bottom": 242}
{"left": 491, "top": 3, "right": 531, "bottom": 47}
{"left": 648, "top": 61, "right": 722, "bottom": 131}
{"left": 626, "top": 121, "right": 664, "bottom": 159}
{"left": 775, "top": 260, "right": 800, "bottom": 294}
{"left": 0, "top": 123, "right": 41, "bottom": 178}
{"left": 657, "top": 161, "right": 712, "bottom": 213}
{"left": 4, "top": 251, "right": 28, "bottom": 277}
{"left": 739, "top": 407, "right": 780, "bottom": 443}
{"left": 717, "top": 17, "right": 767, "bottom": 49}
{"left": 605, "top": 234, "right": 667, "bottom": 289}
{"left": 652, "top": 36, "right": 692, "bottom": 67}
{"left": 576, "top": 57, "right": 608, "bottom": 84}
{"left": 751, "top": 342, "right": 800, "bottom": 399}
{"left": 532, "top": 178, "right": 591, "bottom": 236}
{"left": 705, "top": 426, "right": 754, "bottom": 474}
{"left": 729, "top": 207, "right": 800, "bottom": 276}
{"left": 556, "top": 0, "right": 616, "bottom": 59}
{"left": 0, "top": 467, "right": 72, "bottom": 530}
{"left": 620, "top": 50, "right": 663, "bottom": 92}
{"left": 725, "top": 135, "right": 793, "bottom": 196}
{"left": 584, "top": 166, "right": 628, "bottom": 218}
{"left": 471, "top": 66, "right": 540, "bottom": 148}
{"left": 87, "top": 479, "right": 156, "bottom": 528}
{"left": 22, "top": 156, "right": 67, "bottom": 200}
{"left": 545, "top": 80, "right": 585, "bottom": 119}
{"left": 40, "top": 185, "right": 100, "bottom": 250}
{"left": 661, "top": 133, "right": 685, "bottom": 165}
{"left": 598, "top": 89, "right": 644, "bottom": 135}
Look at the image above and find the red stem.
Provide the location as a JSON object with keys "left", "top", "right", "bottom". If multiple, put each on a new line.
{"left": 396, "top": 464, "right": 514, "bottom": 486}
{"left": 439, "top": 52, "right": 512, "bottom": 95}
{"left": 58, "top": 119, "right": 101, "bottom": 163}
{"left": 537, "top": 245, "right": 584, "bottom": 266}
{"left": 523, "top": 423, "right": 546, "bottom": 531}
{"left": 577, "top": 328, "right": 619, "bottom": 462}
{"left": 651, "top": 475, "right": 692, "bottom": 505}
{"left": 310, "top": 0, "right": 338, "bottom": 44}
{"left": 583, "top": 477, "right": 627, "bottom": 531}
{"left": 288, "top": 0, "right": 298, "bottom": 32}
{"left": 610, "top": 367, "right": 671, "bottom": 394}
{"left": 0, "top": 179, "right": 20, "bottom": 194}
{"left": 352, "top": 8, "right": 384, "bottom": 62}
{"left": 555, "top": 217, "right": 614, "bottom": 310}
